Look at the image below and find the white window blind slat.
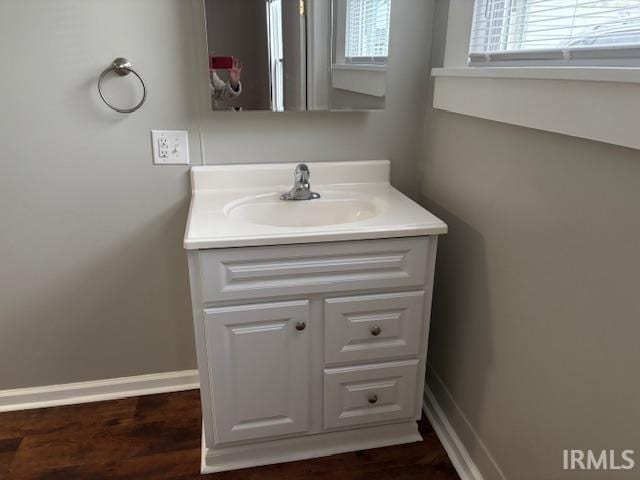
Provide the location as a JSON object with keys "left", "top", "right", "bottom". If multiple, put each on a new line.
{"left": 469, "top": 0, "right": 640, "bottom": 65}
{"left": 345, "top": 0, "right": 391, "bottom": 61}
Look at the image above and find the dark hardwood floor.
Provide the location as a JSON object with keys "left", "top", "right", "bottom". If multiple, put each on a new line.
{"left": 0, "top": 390, "right": 459, "bottom": 480}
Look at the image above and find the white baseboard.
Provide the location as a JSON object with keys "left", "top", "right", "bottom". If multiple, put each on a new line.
{"left": 422, "top": 363, "right": 506, "bottom": 480}
{"left": 0, "top": 370, "right": 200, "bottom": 413}
{"left": 423, "top": 386, "right": 484, "bottom": 480}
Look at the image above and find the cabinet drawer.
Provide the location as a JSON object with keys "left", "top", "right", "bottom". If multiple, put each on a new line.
{"left": 323, "top": 360, "right": 419, "bottom": 429}
{"left": 324, "top": 291, "right": 424, "bottom": 365}
{"left": 197, "top": 237, "right": 430, "bottom": 303}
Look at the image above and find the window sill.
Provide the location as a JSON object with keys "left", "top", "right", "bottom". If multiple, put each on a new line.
{"left": 432, "top": 66, "right": 640, "bottom": 84}
{"left": 333, "top": 64, "right": 387, "bottom": 97}
{"left": 431, "top": 67, "right": 640, "bottom": 150}
{"left": 333, "top": 63, "right": 387, "bottom": 73}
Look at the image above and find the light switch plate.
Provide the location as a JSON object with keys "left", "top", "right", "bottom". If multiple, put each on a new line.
{"left": 151, "top": 130, "right": 189, "bottom": 165}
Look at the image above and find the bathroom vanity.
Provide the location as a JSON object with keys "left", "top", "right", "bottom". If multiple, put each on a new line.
{"left": 184, "top": 161, "right": 447, "bottom": 473}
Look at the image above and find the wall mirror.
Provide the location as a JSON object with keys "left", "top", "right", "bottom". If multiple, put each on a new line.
{"left": 204, "top": 0, "right": 392, "bottom": 112}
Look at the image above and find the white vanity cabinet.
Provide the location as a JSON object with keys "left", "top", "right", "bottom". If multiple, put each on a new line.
{"left": 187, "top": 235, "right": 440, "bottom": 473}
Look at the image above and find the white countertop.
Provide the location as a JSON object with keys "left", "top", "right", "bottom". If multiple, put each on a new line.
{"left": 184, "top": 160, "right": 447, "bottom": 250}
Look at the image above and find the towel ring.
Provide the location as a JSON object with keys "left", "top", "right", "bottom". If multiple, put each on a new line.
{"left": 98, "top": 58, "right": 147, "bottom": 113}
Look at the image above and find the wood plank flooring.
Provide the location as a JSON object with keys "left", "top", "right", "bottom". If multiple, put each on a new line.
{"left": 0, "top": 390, "right": 460, "bottom": 480}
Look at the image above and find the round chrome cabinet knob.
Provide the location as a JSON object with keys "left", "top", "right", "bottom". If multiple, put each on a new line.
{"left": 370, "top": 325, "right": 382, "bottom": 336}
{"left": 368, "top": 393, "right": 378, "bottom": 404}
{"left": 295, "top": 321, "right": 306, "bottom": 331}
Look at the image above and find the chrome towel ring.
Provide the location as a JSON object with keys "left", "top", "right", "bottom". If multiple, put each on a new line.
{"left": 98, "top": 57, "right": 147, "bottom": 113}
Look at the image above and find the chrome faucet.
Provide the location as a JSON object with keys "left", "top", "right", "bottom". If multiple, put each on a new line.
{"left": 280, "top": 164, "right": 321, "bottom": 201}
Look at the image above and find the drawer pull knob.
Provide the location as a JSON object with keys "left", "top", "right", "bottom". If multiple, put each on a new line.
{"left": 295, "top": 321, "right": 306, "bottom": 331}
{"left": 370, "top": 325, "right": 382, "bottom": 336}
{"left": 368, "top": 393, "right": 378, "bottom": 404}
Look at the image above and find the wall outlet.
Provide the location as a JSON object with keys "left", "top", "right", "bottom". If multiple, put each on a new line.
{"left": 151, "top": 130, "right": 189, "bottom": 165}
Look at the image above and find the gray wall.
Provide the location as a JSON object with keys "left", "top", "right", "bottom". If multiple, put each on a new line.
{"left": 420, "top": 2, "right": 640, "bottom": 479}
{"left": 205, "top": 0, "right": 271, "bottom": 110}
{"left": 0, "top": 0, "right": 201, "bottom": 389}
{"left": 0, "top": 0, "right": 433, "bottom": 390}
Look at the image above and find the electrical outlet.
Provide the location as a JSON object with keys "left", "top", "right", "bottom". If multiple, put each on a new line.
{"left": 158, "top": 137, "right": 169, "bottom": 158}
{"left": 151, "top": 130, "right": 189, "bottom": 165}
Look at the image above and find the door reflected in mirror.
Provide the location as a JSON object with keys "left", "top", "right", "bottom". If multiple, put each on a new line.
{"left": 204, "top": 0, "right": 392, "bottom": 112}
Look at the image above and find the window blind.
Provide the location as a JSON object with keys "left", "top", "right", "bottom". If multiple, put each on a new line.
{"left": 345, "top": 0, "right": 391, "bottom": 61}
{"left": 469, "top": 0, "right": 640, "bottom": 65}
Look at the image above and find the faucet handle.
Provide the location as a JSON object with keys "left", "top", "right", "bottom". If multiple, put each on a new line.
{"left": 295, "top": 164, "right": 310, "bottom": 183}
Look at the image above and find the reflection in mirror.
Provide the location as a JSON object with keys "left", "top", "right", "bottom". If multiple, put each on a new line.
{"left": 331, "top": 0, "right": 390, "bottom": 110}
{"left": 204, "top": 0, "right": 392, "bottom": 112}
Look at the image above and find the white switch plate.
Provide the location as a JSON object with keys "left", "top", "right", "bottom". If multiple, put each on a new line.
{"left": 151, "top": 130, "right": 189, "bottom": 165}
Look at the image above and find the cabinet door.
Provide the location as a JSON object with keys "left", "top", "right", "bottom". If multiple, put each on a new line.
{"left": 204, "top": 300, "right": 310, "bottom": 444}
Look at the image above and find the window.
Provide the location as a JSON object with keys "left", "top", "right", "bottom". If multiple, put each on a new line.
{"left": 469, "top": 0, "right": 640, "bottom": 66}
{"left": 431, "top": 0, "right": 640, "bottom": 150}
{"left": 345, "top": 0, "right": 391, "bottom": 63}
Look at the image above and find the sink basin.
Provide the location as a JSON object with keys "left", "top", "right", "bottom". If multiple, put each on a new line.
{"left": 185, "top": 160, "right": 448, "bottom": 249}
{"left": 225, "top": 192, "right": 380, "bottom": 227}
